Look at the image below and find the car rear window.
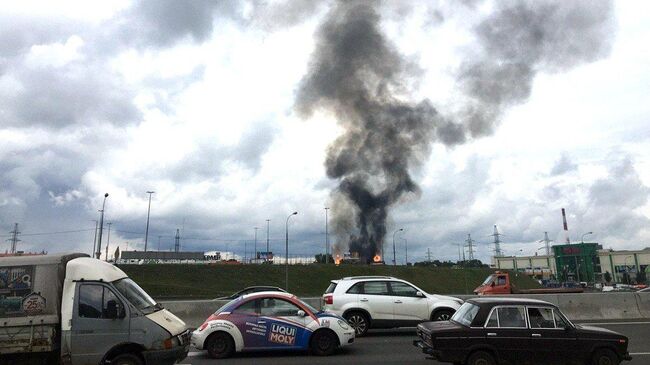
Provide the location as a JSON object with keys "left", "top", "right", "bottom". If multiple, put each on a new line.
{"left": 325, "top": 282, "right": 337, "bottom": 294}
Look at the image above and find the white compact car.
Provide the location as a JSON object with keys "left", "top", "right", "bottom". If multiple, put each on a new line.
{"left": 191, "top": 292, "right": 355, "bottom": 358}
{"left": 322, "top": 276, "right": 463, "bottom": 336}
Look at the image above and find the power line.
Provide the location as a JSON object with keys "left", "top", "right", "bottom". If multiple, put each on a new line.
{"left": 0, "top": 228, "right": 94, "bottom": 237}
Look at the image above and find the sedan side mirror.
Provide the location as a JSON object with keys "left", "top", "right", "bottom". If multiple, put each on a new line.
{"left": 297, "top": 310, "right": 306, "bottom": 317}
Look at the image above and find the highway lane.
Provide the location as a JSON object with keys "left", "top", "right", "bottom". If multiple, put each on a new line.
{"left": 180, "top": 321, "right": 650, "bottom": 365}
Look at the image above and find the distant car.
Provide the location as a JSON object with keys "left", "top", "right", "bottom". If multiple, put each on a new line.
{"left": 638, "top": 287, "right": 650, "bottom": 293}
{"left": 216, "top": 286, "right": 287, "bottom": 300}
{"left": 322, "top": 276, "right": 463, "bottom": 336}
{"left": 414, "top": 297, "right": 632, "bottom": 365}
{"left": 192, "top": 291, "right": 355, "bottom": 358}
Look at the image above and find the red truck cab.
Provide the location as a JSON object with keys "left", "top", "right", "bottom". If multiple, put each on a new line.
{"left": 474, "top": 271, "right": 512, "bottom": 295}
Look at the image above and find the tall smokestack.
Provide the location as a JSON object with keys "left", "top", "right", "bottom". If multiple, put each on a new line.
{"left": 561, "top": 208, "right": 570, "bottom": 244}
{"left": 295, "top": 0, "right": 614, "bottom": 262}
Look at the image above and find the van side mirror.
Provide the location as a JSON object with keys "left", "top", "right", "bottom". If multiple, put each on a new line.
{"left": 106, "top": 300, "right": 125, "bottom": 319}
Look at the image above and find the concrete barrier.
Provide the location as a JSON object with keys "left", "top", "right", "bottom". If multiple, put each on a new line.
{"left": 161, "top": 293, "right": 650, "bottom": 329}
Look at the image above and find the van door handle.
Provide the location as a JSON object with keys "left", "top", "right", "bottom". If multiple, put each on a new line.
{"left": 394, "top": 300, "right": 402, "bottom": 304}
{"left": 487, "top": 333, "right": 497, "bottom": 337}
{"left": 360, "top": 298, "right": 368, "bottom": 302}
{"left": 532, "top": 333, "right": 541, "bottom": 337}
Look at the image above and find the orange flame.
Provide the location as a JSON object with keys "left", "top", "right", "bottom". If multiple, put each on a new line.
{"left": 373, "top": 255, "right": 381, "bottom": 263}
{"left": 335, "top": 255, "right": 341, "bottom": 265}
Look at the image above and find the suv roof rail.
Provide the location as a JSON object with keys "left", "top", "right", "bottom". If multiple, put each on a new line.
{"left": 341, "top": 276, "right": 396, "bottom": 280}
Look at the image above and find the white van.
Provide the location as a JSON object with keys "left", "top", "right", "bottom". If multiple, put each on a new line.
{"left": 0, "top": 253, "right": 189, "bottom": 365}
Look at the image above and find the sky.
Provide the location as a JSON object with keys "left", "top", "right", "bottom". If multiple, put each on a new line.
{"left": 1, "top": 0, "right": 649, "bottom": 264}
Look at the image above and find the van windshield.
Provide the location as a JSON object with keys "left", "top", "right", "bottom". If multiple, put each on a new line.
{"left": 113, "top": 278, "right": 160, "bottom": 314}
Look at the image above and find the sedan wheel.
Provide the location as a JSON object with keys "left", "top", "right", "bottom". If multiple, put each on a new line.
{"left": 206, "top": 332, "right": 235, "bottom": 359}
{"left": 467, "top": 350, "right": 496, "bottom": 365}
{"left": 592, "top": 349, "right": 620, "bottom": 365}
{"left": 344, "top": 312, "right": 369, "bottom": 336}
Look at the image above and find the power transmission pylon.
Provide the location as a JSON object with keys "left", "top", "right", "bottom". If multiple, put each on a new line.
{"left": 8, "top": 223, "right": 20, "bottom": 254}
{"left": 465, "top": 234, "right": 475, "bottom": 261}
{"left": 174, "top": 229, "right": 180, "bottom": 252}
{"left": 490, "top": 225, "right": 504, "bottom": 257}
{"left": 538, "top": 232, "right": 553, "bottom": 256}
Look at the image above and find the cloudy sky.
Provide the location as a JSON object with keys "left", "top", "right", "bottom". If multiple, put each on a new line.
{"left": 1, "top": 0, "right": 649, "bottom": 264}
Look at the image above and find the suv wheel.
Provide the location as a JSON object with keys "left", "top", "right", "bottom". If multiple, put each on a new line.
{"left": 591, "top": 348, "right": 620, "bottom": 365}
{"left": 432, "top": 309, "right": 454, "bottom": 321}
{"left": 344, "top": 311, "right": 369, "bottom": 337}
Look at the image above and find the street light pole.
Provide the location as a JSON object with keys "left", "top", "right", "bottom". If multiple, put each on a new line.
{"left": 324, "top": 207, "right": 329, "bottom": 264}
{"left": 581, "top": 231, "right": 593, "bottom": 244}
{"left": 403, "top": 238, "right": 408, "bottom": 265}
{"left": 285, "top": 212, "right": 298, "bottom": 290}
{"left": 144, "top": 191, "right": 155, "bottom": 251}
{"left": 254, "top": 227, "right": 258, "bottom": 263}
{"left": 392, "top": 228, "right": 403, "bottom": 266}
{"left": 96, "top": 193, "right": 109, "bottom": 259}
{"left": 266, "top": 219, "right": 270, "bottom": 262}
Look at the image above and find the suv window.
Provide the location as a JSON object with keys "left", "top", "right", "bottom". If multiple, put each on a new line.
{"left": 362, "top": 281, "right": 389, "bottom": 295}
{"left": 390, "top": 282, "right": 419, "bottom": 297}
{"left": 325, "top": 282, "right": 337, "bottom": 294}
{"left": 347, "top": 282, "right": 363, "bottom": 294}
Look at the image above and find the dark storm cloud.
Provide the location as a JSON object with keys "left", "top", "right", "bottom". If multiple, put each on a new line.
{"left": 295, "top": 0, "right": 614, "bottom": 261}
{"left": 550, "top": 153, "right": 578, "bottom": 176}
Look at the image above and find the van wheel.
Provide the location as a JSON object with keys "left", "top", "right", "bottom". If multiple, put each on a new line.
{"left": 111, "top": 353, "right": 143, "bottom": 365}
{"left": 311, "top": 329, "right": 338, "bottom": 356}
{"left": 206, "top": 332, "right": 235, "bottom": 359}
{"left": 592, "top": 348, "right": 620, "bottom": 365}
{"left": 467, "top": 350, "right": 496, "bottom": 365}
{"left": 344, "top": 311, "right": 369, "bottom": 337}
{"left": 432, "top": 309, "right": 454, "bottom": 321}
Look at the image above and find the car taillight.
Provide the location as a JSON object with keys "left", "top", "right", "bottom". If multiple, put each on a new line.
{"left": 324, "top": 294, "right": 333, "bottom": 305}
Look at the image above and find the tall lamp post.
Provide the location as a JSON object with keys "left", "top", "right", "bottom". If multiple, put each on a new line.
{"left": 392, "top": 228, "right": 403, "bottom": 266}
{"left": 324, "top": 207, "right": 329, "bottom": 263}
{"left": 144, "top": 191, "right": 155, "bottom": 251}
{"left": 581, "top": 231, "right": 593, "bottom": 243}
{"left": 266, "top": 219, "right": 270, "bottom": 262}
{"left": 96, "top": 193, "right": 109, "bottom": 259}
{"left": 105, "top": 222, "right": 112, "bottom": 261}
{"left": 91, "top": 220, "right": 98, "bottom": 256}
{"left": 285, "top": 212, "right": 298, "bottom": 290}
{"left": 402, "top": 238, "right": 408, "bottom": 266}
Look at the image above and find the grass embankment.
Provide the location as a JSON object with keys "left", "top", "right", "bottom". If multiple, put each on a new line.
{"left": 119, "top": 264, "right": 541, "bottom": 300}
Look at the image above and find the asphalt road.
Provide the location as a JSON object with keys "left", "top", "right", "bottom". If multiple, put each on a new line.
{"left": 180, "top": 320, "right": 650, "bottom": 365}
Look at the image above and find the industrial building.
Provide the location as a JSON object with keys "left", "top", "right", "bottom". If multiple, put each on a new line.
{"left": 493, "top": 243, "right": 650, "bottom": 284}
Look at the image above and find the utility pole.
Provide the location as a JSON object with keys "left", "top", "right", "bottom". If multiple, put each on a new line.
{"left": 105, "top": 222, "right": 112, "bottom": 261}
{"left": 539, "top": 232, "right": 553, "bottom": 256}
{"left": 266, "top": 219, "right": 270, "bottom": 262}
{"left": 158, "top": 235, "right": 162, "bottom": 251}
{"left": 174, "top": 229, "right": 180, "bottom": 253}
{"left": 427, "top": 248, "right": 432, "bottom": 262}
{"left": 8, "top": 223, "right": 20, "bottom": 254}
{"left": 465, "top": 234, "right": 475, "bottom": 261}
{"left": 254, "top": 227, "right": 258, "bottom": 263}
{"left": 490, "top": 225, "right": 504, "bottom": 257}
{"left": 324, "top": 207, "right": 329, "bottom": 264}
{"left": 144, "top": 191, "right": 155, "bottom": 251}
{"left": 91, "top": 220, "right": 98, "bottom": 256}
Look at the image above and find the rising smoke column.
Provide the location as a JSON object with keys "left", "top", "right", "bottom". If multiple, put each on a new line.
{"left": 295, "top": 0, "right": 614, "bottom": 263}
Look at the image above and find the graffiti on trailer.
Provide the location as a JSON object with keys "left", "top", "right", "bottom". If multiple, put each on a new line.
{"left": 0, "top": 266, "right": 35, "bottom": 316}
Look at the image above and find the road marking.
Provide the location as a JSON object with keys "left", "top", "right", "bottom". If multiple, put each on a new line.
{"left": 580, "top": 321, "right": 650, "bottom": 325}
{"left": 188, "top": 351, "right": 202, "bottom": 357}
{"left": 630, "top": 352, "right": 650, "bottom": 355}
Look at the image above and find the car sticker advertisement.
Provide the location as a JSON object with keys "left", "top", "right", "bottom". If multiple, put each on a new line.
{"left": 245, "top": 321, "right": 267, "bottom": 337}
{"left": 268, "top": 323, "right": 297, "bottom": 345}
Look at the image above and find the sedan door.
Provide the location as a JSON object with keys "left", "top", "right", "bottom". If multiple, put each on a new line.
{"left": 484, "top": 306, "right": 533, "bottom": 364}
{"left": 527, "top": 307, "right": 578, "bottom": 365}
{"left": 389, "top": 281, "right": 429, "bottom": 324}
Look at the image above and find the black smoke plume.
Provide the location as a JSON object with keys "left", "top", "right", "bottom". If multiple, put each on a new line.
{"left": 295, "top": 0, "right": 613, "bottom": 263}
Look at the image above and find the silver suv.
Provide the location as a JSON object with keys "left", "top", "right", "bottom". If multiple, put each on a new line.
{"left": 322, "top": 276, "right": 463, "bottom": 336}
